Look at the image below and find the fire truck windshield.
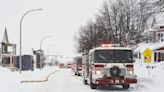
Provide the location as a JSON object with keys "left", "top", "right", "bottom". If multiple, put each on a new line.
{"left": 94, "top": 50, "right": 133, "bottom": 63}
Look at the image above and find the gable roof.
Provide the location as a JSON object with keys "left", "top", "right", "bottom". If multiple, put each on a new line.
{"left": 2, "top": 28, "right": 9, "bottom": 44}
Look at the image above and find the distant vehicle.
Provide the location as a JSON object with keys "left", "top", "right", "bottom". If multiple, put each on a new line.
{"left": 58, "top": 63, "right": 65, "bottom": 68}
{"left": 73, "top": 56, "right": 82, "bottom": 76}
{"left": 82, "top": 44, "right": 137, "bottom": 89}
{"left": 66, "top": 63, "right": 72, "bottom": 68}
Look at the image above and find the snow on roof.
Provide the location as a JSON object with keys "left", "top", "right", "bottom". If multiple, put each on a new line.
{"left": 2, "top": 28, "right": 9, "bottom": 44}
{"left": 150, "top": 13, "right": 164, "bottom": 31}
{"left": 155, "top": 14, "right": 164, "bottom": 26}
{"left": 0, "top": 28, "right": 6, "bottom": 42}
{"left": 134, "top": 42, "right": 164, "bottom": 53}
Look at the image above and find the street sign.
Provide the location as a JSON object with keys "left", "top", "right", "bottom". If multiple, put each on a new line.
{"left": 144, "top": 56, "right": 151, "bottom": 63}
{"left": 144, "top": 48, "right": 152, "bottom": 63}
{"left": 144, "top": 48, "right": 152, "bottom": 57}
{"left": 143, "top": 48, "right": 153, "bottom": 76}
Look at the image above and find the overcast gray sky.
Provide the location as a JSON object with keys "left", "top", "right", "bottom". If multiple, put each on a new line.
{"left": 0, "top": 0, "right": 105, "bottom": 58}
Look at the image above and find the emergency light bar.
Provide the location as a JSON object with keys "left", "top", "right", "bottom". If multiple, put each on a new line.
{"left": 101, "top": 44, "right": 119, "bottom": 47}
{"left": 101, "top": 44, "right": 112, "bottom": 47}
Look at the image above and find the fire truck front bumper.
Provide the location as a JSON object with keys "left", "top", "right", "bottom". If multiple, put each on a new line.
{"left": 94, "top": 78, "right": 137, "bottom": 85}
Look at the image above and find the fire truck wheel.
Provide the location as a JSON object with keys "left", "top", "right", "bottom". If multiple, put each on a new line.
{"left": 90, "top": 73, "right": 97, "bottom": 89}
{"left": 83, "top": 78, "right": 87, "bottom": 85}
{"left": 122, "top": 84, "right": 130, "bottom": 89}
{"left": 90, "top": 83, "right": 97, "bottom": 89}
{"left": 77, "top": 73, "right": 81, "bottom": 76}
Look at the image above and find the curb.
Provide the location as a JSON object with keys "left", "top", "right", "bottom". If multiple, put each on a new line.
{"left": 20, "top": 70, "right": 59, "bottom": 83}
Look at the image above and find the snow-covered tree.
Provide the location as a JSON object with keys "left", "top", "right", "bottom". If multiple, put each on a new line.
{"left": 74, "top": 0, "right": 164, "bottom": 53}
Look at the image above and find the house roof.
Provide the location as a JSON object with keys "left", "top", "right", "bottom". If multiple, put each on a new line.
{"left": 149, "top": 13, "right": 164, "bottom": 32}
{"left": 134, "top": 42, "right": 164, "bottom": 53}
{"left": 2, "top": 28, "right": 9, "bottom": 44}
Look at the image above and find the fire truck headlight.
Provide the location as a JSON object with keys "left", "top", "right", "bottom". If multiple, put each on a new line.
{"left": 127, "top": 70, "right": 133, "bottom": 75}
{"left": 96, "top": 70, "right": 102, "bottom": 75}
{"left": 78, "top": 67, "right": 82, "bottom": 70}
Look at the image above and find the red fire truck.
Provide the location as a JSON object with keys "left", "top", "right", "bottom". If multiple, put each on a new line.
{"left": 82, "top": 44, "right": 137, "bottom": 89}
{"left": 73, "top": 56, "right": 82, "bottom": 76}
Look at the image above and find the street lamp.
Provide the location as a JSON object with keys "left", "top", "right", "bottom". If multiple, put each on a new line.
{"left": 40, "top": 35, "right": 52, "bottom": 50}
{"left": 39, "top": 36, "right": 52, "bottom": 68}
{"left": 19, "top": 8, "right": 42, "bottom": 74}
{"left": 48, "top": 44, "right": 55, "bottom": 63}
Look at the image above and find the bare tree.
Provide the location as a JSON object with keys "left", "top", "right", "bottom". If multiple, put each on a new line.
{"left": 74, "top": 21, "right": 100, "bottom": 53}
{"left": 74, "top": 0, "right": 164, "bottom": 53}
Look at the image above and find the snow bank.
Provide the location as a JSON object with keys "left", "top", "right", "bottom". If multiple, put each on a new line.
{"left": 0, "top": 66, "right": 58, "bottom": 92}
{"left": 135, "top": 60, "right": 164, "bottom": 92}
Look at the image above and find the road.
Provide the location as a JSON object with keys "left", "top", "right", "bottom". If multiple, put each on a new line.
{"left": 35, "top": 68, "right": 145, "bottom": 92}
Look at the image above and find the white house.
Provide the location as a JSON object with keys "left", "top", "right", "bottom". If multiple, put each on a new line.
{"left": 134, "top": 26, "right": 164, "bottom": 63}
{"left": 0, "top": 28, "right": 16, "bottom": 68}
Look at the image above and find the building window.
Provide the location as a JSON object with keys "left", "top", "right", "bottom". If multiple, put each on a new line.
{"left": 154, "top": 52, "right": 156, "bottom": 62}
{"left": 158, "top": 33, "right": 160, "bottom": 38}
{"left": 162, "top": 53, "right": 164, "bottom": 61}
{"left": 158, "top": 52, "right": 161, "bottom": 62}
{"left": 157, "top": 33, "right": 160, "bottom": 42}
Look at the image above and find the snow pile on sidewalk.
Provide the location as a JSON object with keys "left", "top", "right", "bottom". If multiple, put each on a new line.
{"left": 0, "top": 66, "right": 58, "bottom": 92}
{"left": 0, "top": 67, "right": 20, "bottom": 92}
{"left": 134, "top": 61, "right": 164, "bottom": 92}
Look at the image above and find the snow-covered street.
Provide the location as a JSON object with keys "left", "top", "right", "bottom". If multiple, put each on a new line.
{"left": 34, "top": 62, "right": 164, "bottom": 92}
{"left": 1, "top": 61, "right": 164, "bottom": 92}
{"left": 36, "top": 69, "right": 93, "bottom": 92}
{"left": 34, "top": 68, "right": 145, "bottom": 92}
{"left": 31, "top": 68, "right": 143, "bottom": 92}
